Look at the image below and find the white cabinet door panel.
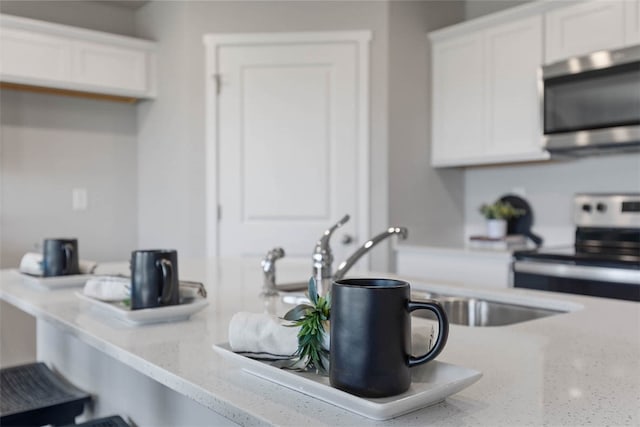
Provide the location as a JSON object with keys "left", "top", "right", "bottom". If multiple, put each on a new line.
{"left": 432, "top": 34, "right": 485, "bottom": 165}
{"left": 72, "top": 41, "right": 148, "bottom": 93}
{"left": 625, "top": 0, "right": 640, "bottom": 45}
{"left": 545, "top": 1, "right": 626, "bottom": 64}
{"left": 485, "top": 15, "right": 543, "bottom": 157}
{"left": 0, "top": 28, "right": 71, "bottom": 82}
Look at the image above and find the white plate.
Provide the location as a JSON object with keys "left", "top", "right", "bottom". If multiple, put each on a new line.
{"left": 21, "top": 273, "right": 94, "bottom": 289}
{"left": 75, "top": 292, "right": 209, "bottom": 325}
{"left": 212, "top": 342, "right": 482, "bottom": 420}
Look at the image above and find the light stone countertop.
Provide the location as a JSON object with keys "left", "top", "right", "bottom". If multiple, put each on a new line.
{"left": 1, "top": 257, "right": 638, "bottom": 426}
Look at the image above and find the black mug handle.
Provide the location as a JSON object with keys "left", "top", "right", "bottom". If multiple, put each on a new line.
{"left": 156, "top": 258, "right": 176, "bottom": 305}
{"left": 62, "top": 243, "right": 74, "bottom": 275}
{"left": 407, "top": 299, "right": 449, "bottom": 367}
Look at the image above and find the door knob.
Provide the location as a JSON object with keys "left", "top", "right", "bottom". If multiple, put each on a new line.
{"left": 341, "top": 234, "right": 354, "bottom": 245}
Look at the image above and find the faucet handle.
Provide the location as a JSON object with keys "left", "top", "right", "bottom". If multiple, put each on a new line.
{"left": 315, "top": 214, "right": 350, "bottom": 251}
{"left": 262, "top": 247, "right": 285, "bottom": 270}
{"left": 261, "top": 247, "right": 285, "bottom": 297}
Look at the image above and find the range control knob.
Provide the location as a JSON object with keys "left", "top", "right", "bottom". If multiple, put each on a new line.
{"left": 596, "top": 203, "right": 607, "bottom": 213}
{"left": 582, "top": 203, "right": 592, "bottom": 212}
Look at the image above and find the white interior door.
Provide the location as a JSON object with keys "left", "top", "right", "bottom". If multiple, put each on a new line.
{"left": 204, "top": 32, "right": 370, "bottom": 263}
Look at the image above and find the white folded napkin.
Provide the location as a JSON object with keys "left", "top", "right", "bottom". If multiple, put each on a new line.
{"left": 229, "top": 312, "right": 300, "bottom": 359}
{"left": 19, "top": 252, "right": 98, "bottom": 276}
{"left": 228, "top": 312, "right": 330, "bottom": 360}
{"left": 82, "top": 276, "right": 205, "bottom": 302}
{"left": 19, "top": 253, "right": 43, "bottom": 276}
{"left": 83, "top": 276, "right": 130, "bottom": 301}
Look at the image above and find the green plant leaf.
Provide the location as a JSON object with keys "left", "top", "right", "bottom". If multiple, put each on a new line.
{"left": 308, "top": 277, "right": 318, "bottom": 305}
{"left": 479, "top": 201, "right": 525, "bottom": 220}
{"left": 283, "top": 276, "right": 332, "bottom": 375}
{"left": 283, "top": 304, "right": 313, "bottom": 322}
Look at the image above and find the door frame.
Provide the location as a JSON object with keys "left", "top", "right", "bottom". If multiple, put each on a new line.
{"left": 202, "top": 31, "right": 372, "bottom": 257}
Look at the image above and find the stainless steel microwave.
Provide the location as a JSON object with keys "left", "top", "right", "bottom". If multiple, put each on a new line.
{"left": 541, "top": 45, "right": 640, "bottom": 156}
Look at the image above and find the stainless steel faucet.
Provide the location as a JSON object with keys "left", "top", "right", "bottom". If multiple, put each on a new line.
{"left": 312, "top": 215, "right": 408, "bottom": 294}
{"left": 333, "top": 226, "right": 408, "bottom": 281}
{"left": 260, "top": 219, "right": 408, "bottom": 296}
{"left": 261, "top": 247, "right": 285, "bottom": 296}
{"left": 312, "top": 214, "right": 350, "bottom": 295}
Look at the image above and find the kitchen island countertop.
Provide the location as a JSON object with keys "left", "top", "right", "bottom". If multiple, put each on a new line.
{"left": 1, "top": 257, "right": 638, "bottom": 426}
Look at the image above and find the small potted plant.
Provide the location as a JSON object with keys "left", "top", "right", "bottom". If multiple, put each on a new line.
{"left": 479, "top": 201, "right": 524, "bottom": 239}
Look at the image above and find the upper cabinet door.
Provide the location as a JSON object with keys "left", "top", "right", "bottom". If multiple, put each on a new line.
{"left": 484, "top": 15, "right": 543, "bottom": 157}
{"left": 545, "top": 1, "right": 626, "bottom": 64}
{"left": 72, "top": 40, "right": 150, "bottom": 94}
{"left": 625, "top": 0, "right": 640, "bottom": 45}
{"left": 431, "top": 33, "right": 485, "bottom": 165}
{"left": 0, "top": 28, "right": 71, "bottom": 83}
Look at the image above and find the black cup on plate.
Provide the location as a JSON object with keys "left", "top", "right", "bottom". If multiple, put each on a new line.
{"left": 42, "top": 238, "right": 80, "bottom": 277}
{"left": 329, "top": 278, "right": 449, "bottom": 397}
{"left": 130, "top": 249, "right": 180, "bottom": 310}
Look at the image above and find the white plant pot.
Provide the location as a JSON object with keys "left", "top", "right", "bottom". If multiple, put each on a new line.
{"left": 486, "top": 219, "right": 507, "bottom": 239}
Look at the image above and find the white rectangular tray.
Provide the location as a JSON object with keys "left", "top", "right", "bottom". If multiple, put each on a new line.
{"left": 76, "top": 292, "right": 209, "bottom": 325}
{"left": 212, "top": 342, "right": 482, "bottom": 420}
{"left": 21, "top": 272, "right": 93, "bottom": 289}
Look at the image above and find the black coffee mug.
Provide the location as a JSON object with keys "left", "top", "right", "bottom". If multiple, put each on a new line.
{"left": 130, "top": 249, "right": 180, "bottom": 310}
{"left": 329, "top": 278, "right": 449, "bottom": 397}
{"left": 43, "top": 238, "right": 80, "bottom": 277}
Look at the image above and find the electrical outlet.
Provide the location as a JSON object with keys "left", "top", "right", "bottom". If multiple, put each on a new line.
{"left": 72, "top": 188, "right": 88, "bottom": 211}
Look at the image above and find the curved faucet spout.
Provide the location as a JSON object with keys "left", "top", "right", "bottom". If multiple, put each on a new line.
{"left": 333, "top": 227, "right": 408, "bottom": 281}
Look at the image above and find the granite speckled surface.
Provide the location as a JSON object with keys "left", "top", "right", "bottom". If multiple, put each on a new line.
{"left": 1, "top": 257, "right": 638, "bottom": 426}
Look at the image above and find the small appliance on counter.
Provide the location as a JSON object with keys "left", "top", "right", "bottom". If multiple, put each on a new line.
{"left": 513, "top": 193, "right": 640, "bottom": 301}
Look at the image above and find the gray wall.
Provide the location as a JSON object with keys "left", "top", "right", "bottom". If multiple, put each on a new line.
{"left": 388, "top": 0, "right": 465, "bottom": 249}
{"left": 465, "top": 0, "right": 533, "bottom": 20}
{"left": 0, "top": 1, "right": 139, "bottom": 267}
{"left": 134, "top": 0, "right": 395, "bottom": 268}
{"left": 0, "top": 0, "right": 137, "bottom": 36}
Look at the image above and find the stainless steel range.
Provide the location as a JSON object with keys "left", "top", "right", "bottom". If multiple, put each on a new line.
{"left": 513, "top": 193, "right": 640, "bottom": 301}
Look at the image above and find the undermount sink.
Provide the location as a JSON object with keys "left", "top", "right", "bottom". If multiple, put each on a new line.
{"left": 409, "top": 291, "right": 566, "bottom": 327}
{"left": 279, "top": 289, "right": 568, "bottom": 327}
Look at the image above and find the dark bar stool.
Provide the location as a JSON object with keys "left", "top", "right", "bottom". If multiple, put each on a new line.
{"left": 0, "top": 362, "right": 92, "bottom": 427}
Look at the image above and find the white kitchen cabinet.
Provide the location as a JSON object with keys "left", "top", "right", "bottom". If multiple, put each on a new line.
{"left": 431, "top": 33, "right": 485, "bottom": 163}
{"left": 0, "top": 27, "right": 71, "bottom": 83}
{"left": 395, "top": 245, "right": 513, "bottom": 289}
{"left": 484, "top": 16, "right": 544, "bottom": 158}
{"left": 626, "top": 0, "right": 640, "bottom": 45}
{"left": 545, "top": 1, "right": 627, "bottom": 64}
{"left": 430, "top": 15, "right": 548, "bottom": 167}
{"left": 0, "top": 14, "right": 156, "bottom": 100}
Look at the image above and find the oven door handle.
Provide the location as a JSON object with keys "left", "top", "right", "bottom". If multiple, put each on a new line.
{"left": 513, "top": 261, "right": 640, "bottom": 285}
